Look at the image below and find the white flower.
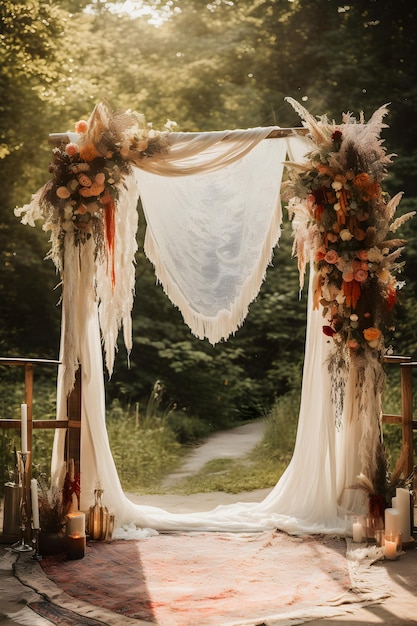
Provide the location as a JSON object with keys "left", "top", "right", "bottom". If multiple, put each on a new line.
{"left": 367, "top": 247, "right": 384, "bottom": 263}
{"left": 336, "top": 293, "right": 345, "bottom": 304}
{"left": 339, "top": 229, "right": 353, "bottom": 241}
{"left": 165, "top": 119, "right": 177, "bottom": 131}
{"left": 350, "top": 314, "right": 359, "bottom": 322}
{"left": 332, "top": 181, "right": 343, "bottom": 191}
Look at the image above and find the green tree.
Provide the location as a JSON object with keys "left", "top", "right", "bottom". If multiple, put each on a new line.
{"left": 1, "top": 0, "right": 416, "bottom": 421}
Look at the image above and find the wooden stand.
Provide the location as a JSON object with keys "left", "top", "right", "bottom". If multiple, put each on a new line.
{"left": 0, "top": 357, "right": 81, "bottom": 544}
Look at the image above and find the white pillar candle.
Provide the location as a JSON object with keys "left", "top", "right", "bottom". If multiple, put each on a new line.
{"left": 66, "top": 512, "right": 86, "bottom": 537}
{"left": 396, "top": 487, "right": 412, "bottom": 542}
{"left": 385, "top": 507, "right": 400, "bottom": 533}
{"left": 30, "top": 479, "right": 40, "bottom": 529}
{"left": 352, "top": 519, "right": 363, "bottom": 542}
{"left": 20, "top": 403, "right": 28, "bottom": 453}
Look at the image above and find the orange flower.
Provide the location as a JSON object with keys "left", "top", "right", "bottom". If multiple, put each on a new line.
{"left": 342, "top": 279, "right": 361, "bottom": 308}
{"left": 324, "top": 249, "right": 339, "bottom": 264}
{"left": 65, "top": 142, "right": 79, "bottom": 157}
{"left": 78, "top": 174, "right": 92, "bottom": 187}
{"left": 79, "top": 142, "right": 100, "bottom": 162}
{"left": 353, "top": 173, "right": 371, "bottom": 189}
{"left": 348, "top": 339, "right": 359, "bottom": 350}
{"left": 317, "top": 164, "right": 335, "bottom": 177}
{"left": 386, "top": 283, "right": 397, "bottom": 311}
{"left": 363, "top": 327, "right": 381, "bottom": 342}
{"left": 353, "top": 173, "right": 380, "bottom": 200}
{"left": 75, "top": 120, "right": 88, "bottom": 134}
{"left": 354, "top": 269, "right": 368, "bottom": 282}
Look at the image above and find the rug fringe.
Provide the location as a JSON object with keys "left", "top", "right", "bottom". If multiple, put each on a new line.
{"left": 6, "top": 607, "right": 52, "bottom": 625}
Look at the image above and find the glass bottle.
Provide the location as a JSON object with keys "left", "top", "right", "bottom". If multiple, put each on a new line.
{"left": 88, "top": 488, "right": 108, "bottom": 540}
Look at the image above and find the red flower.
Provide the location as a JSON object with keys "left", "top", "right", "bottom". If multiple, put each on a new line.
{"left": 331, "top": 130, "right": 343, "bottom": 143}
{"left": 323, "top": 325, "right": 335, "bottom": 337}
{"left": 386, "top": 284, "right": 397, "bottom": 311}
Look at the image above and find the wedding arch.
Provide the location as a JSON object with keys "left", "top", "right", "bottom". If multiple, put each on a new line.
{"left": 16, "top": 99, "right": 413, "bottom": 536}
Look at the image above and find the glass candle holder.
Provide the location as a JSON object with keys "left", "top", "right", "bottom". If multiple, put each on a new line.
{"left": 351, "top": 515, "right": 365, "bottom": 543}
{"left": 375, "top": 528, "right": 385, "bottom": 548}
{"left": 384, "top": 530, "right": 402, "bottom": 560}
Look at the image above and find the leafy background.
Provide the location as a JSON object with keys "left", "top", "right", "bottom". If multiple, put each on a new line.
{"left": 0, "top": 0, "right": 416, "bottom": 490}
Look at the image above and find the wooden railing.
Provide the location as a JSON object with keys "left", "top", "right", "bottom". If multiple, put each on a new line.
{"left": 0, "top": 357, "right": 81, "bottom": 542}
{"left": 382, "top": 355, "right": 416, "bottom": 477}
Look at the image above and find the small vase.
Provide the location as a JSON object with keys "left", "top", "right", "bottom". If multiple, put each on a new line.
{"left": 88, "top": 488, "right": 109, "bottom": 540}
{"left": 38, "top": 531, "right": 66, "bottom": 555}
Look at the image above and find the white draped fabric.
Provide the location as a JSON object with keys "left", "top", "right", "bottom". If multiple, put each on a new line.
{"left": 52, "top": 131, "right": 367, "bottom": 535}
{"left": 137, "top": 137, "right": 287, "bottom": 344}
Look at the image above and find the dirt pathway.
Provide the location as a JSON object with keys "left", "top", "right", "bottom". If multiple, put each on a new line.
{"left": 126, "top": 419, "right": 271, "bottom": 512}
{"left": 161, "top": 419, "right": 267, "bottom": 489}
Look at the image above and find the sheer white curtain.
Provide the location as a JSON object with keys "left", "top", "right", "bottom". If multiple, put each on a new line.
{"left": 52, "top": 131, "right": 367, "bottom": 535}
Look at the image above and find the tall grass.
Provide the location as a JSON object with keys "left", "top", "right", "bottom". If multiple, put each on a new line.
{"left": 169, "top": 390, "right": 300, "bottom": 494}
{"left": 0, "top": 369, "right": 412, "bottom": 498}
{"left": 106, "top": 398, "right": 183, "bottom": 492}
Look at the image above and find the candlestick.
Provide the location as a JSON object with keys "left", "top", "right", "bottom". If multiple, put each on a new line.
{"left": 20, "top": 404, "right": 28, "bottom": 454}
{"left": 12, "top": 452, "right": 33, "bottom": 553}
{"left": 31, "top": 527, "right": 42, "bottom": 561}
{"left": 31, "top": 479, "right": 40, "bottom": 529}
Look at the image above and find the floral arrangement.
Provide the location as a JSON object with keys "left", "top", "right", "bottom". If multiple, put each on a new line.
{"left": 284, "top": 98, "right": 415, "bottom": 492}
{"left": 16, "top": 103, "right": 173, "bottom": 280}
{"left": 36, "top": 459, "right": 80, "bottom": 533}
{"left": 37, "top": 473, "right": 70, "bottom": 533}
{"left": 284, "top": 98, "right": 414, "bottom": 362}
{"left": 15, "top": 103, "right": 175, "bottom": 395}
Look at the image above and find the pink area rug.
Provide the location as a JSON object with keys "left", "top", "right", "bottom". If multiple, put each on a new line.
{"left": 27, "top": 530, "right": 353, "bottom": 625}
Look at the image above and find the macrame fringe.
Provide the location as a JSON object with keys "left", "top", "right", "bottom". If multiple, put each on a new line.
{"left": 144, "top": 198, "right": 282, "bottom": 344}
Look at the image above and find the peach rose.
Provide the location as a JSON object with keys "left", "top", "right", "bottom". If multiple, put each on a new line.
{"left": 89, "top": 183, "right": 105, "bottom": 196}
{"left": 56, "top": 186, "right": 70, "bottom": 199}
{"left": 354, "top": 269, "right": 368, "bottom": 282}
{"left": 75, "top": 120, "right": 88, "bottom": 134}
{"left": 65, "top": 142, "right": 79, "bottom": 157}
{"left": 78, "top": 174, "right": 92, "bottom": 187}
{"left": 363, "top": 327, "right": 381, "bottom": 342}
{"left": 79, "top": 187, "right": 93, "bottom": 197}
{"left": 324, "top": 249, "right": 339, "bottom": 264}
{"left": 95, "top": 172, "right": 106, "bottom": 185}
{"left": 353, "top": 173, "right": 371, "bottom": 189}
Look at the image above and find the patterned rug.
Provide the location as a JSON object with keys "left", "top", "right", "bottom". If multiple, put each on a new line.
{"left": 13, "top": 530, "right": 390, "bottom": 626}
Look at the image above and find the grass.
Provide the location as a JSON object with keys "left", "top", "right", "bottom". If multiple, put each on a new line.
{"left": 0, "top": 371, "right": 412, "bottom": 498}
{"left": 159, "top": 390, "right": 300, "bottom": 495}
